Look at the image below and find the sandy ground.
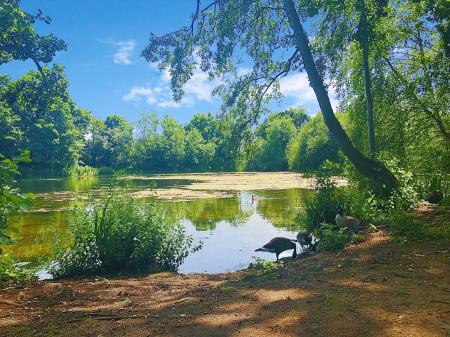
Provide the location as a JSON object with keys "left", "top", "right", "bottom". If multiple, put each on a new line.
{"left": 1, "top": 205, "right": 449, "bottom": 337}
{"left": 127, "top": 172, "right": 346, "bottom": 200}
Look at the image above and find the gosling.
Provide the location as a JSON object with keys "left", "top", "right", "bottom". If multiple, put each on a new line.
{"left": 255, "top": 237, "right": 297, "bottom": 261}
{"left": 335, "top": 206, "right": 361, "bottom": 232}
{"left": 425, "top": 190, "right": 443, "bottom": 204}
{"left": 296, "top": 230, "right": 316, "bottom": 252}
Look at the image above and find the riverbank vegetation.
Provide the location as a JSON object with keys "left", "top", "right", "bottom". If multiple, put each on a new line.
{"left": 50, "top": 194, "right": 197, "bottom": 278}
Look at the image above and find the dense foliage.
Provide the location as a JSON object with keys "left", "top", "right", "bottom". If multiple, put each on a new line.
{"left": 0, "top": 152, "right": 33, "bottom": 287}
{"left": 0, "top": 64, "right": 309, "bottom": 174}
{"left": 51, "top": 195, "right": 197, "bottom": 277}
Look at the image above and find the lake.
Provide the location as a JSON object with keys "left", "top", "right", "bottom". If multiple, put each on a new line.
{"left": 6, "top": 173, "right": 313, "bottom": 275}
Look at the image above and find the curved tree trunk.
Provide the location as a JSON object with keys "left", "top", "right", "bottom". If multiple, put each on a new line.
{"left": 282, "top": 0, "right": 398, "bottom": 195}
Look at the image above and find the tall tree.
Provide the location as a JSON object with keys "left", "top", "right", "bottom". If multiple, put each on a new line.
{"left": 0, "top": 66, "right": 86, "bottom": 171}
{"left": 0, "top": 0, "right": 66, "bottom": 76}
{"left": 143, "top": 0, "right": 398, "bottom": 194}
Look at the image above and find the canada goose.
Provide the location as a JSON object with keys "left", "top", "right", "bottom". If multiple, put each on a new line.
{"left": 296, "top": 230, "right": 316, "bottom": 252}
{"left": 335, "top": 206, "right": 361, "bottom": 231}
{"left": 255, "top": 237, "right": 297, "bottom": 261}
{"left": 425, "top": 190, "right": 443, "bottom": 204}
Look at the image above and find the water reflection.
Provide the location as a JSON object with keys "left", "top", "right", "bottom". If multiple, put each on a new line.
{"left": 6, "top": 176, "right": 310, "bottom": 273}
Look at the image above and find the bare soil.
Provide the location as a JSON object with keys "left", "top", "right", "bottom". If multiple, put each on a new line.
{"left": 1, "top": 205, "right": 449, "bottom": 337}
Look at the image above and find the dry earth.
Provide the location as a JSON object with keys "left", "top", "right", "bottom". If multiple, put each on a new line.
{"left": 1, "top": 205, "right": 449, "bottom": 337}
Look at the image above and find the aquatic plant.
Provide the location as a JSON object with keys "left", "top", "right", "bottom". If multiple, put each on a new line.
{"left": 50, "top": 194, "right": 199, "bottom": 277}
{"left": 65, "top": 165, "right": 98, "bottom": 178}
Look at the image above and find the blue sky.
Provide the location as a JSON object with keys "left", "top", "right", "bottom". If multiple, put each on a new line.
{"left": 0, "top": 1, "right": 332, "bottom": 124}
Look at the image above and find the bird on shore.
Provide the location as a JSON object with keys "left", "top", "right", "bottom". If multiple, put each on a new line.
{"left": 335, "top": 206, "right": 361, "bottom": 232}
{"left": 295, "top": 230, "right": 316, "bottom": 252}
{"left": 255, "top": 237, "right": 297, "bottom": 261}
{"left": 425, "top": 190, "right": 443, "bottom": 204}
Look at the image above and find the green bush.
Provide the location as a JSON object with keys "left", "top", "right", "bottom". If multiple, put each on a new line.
{"left": 314, "top": 223, "right": 350, "bottom": 251}
{"left": 298, "top": 167, "right": 344, "bottom": 232}
{"left": 0, "top": 254, "right": 36, "bottom": 288}
{"left": 65, "top": 165, "right": 98, "bottom": 178}
{"left": 98, "top": 167, "right": 115, "bottom": 176}
{"left": 50, "top": 194, "right": 198, "bottom": 278}
{"left": 287, "top": 114, "right": 340, "bottom": 172}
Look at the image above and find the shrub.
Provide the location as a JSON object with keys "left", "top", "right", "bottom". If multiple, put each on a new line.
{"left": 0, "top": 254, "right": 36, "bottom": 288}
{"left": 0, "top": 152, "right": 34, "bottom": 288}
{"left": 314, "top": 223, "right": 350, "bottom": 251}
{"left": 287, "top": 114, "right": 340, "bottom": 172}
{"left": 50, "top": 194, "right": 198, "bottom": 278}
{"left": 98, "top": 167, "right": 115, "bottom": 176}
{"left": 65, "top": 165, "right": 98, "bottom": 178}
{"left": 298, "top": 166, "right": 344, "bottom": 232}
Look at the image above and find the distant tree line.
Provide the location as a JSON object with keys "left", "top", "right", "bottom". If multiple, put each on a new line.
{"left": 0, "top": 65, "right": 339, "bottom": 174}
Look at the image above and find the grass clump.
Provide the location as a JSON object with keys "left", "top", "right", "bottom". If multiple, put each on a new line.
{"left": 65, "top": 165, "right": 98, "bottom": 178}
{"left": 50, "top": 194, "right": 198, "bottom": 278}
{"left": 246, "top": 257, "right": 279, "bottom": 282}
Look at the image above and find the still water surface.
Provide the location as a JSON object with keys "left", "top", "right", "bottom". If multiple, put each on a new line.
{"left": 7, "top": 176, "right": 310, "bottom": 274}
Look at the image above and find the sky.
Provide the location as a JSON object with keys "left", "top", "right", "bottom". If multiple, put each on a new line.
{"left": 0, "top": 0, "right": 332, "bottom": 124}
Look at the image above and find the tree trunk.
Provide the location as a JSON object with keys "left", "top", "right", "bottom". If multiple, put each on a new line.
{"left": 282, "top": 0, "right": 398, "bottom": 195}
{"left": 358, "top": 1, "right": 376, "bottom": 155}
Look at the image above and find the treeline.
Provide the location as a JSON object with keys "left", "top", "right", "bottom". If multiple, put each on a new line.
{"left": 1, "top": 65, "right": 337, "bottom": 175}
{"left": 1, "top": 61, "right": 448, "bottom": 178}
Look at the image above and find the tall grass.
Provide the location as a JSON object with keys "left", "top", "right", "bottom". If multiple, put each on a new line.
{"left": 50, "top": 194, "right": 198, "bottom": 278}
{"left": 65, "top": 165, "right": 98, "bottom": 178}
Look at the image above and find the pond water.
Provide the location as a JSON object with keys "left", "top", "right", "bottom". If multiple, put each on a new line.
{"left": 6, "top": 175, "right": 311, "bottom": 275}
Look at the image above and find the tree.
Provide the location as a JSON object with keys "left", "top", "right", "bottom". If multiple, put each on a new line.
{"left": 0, "top": 66, "right": 86, "bottom": 172}
{"left": 247, "top": 114, "right": 298, "bottom": 171}
{"left": 0, "top": 0, "right": 66, "bottom": 76}
{"left": 83, "top": 115, "right": 134, "bottom": 169}
{"left": 143, "top": 0, "right": 398, "bottom": 194}
{"left": 185, "top": 112, "right": 219, "bottom": 141}
{"left": 184, "top": 128, "right": 216, "bottom": 171}
{"left": 287, "top": 113, "right": 340, "bottom": 171}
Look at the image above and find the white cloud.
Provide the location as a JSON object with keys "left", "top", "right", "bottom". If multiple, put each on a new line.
{"left": 112, "top": 40, "right": 136, "bottom": 65}
{"left": 123, "top": 86, "right": 157, "bottom": 105}
{"left": 279, "top": 72, "right": 338, "bottom": 112}
{"left": 123, "top": 66, "right": 219, "bottom": 108}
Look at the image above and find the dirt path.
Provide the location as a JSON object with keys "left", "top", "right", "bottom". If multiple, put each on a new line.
{"left": 1, "top": 207, "right": 449, "bottom": 337}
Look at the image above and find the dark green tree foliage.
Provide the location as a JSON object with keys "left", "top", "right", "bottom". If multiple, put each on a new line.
{"left": 83, "top": 115, "right": 134, "bottom": 169}
{"left": 132, "top": 112, "right": 242, "bottom": 173}
{"left": 0, "top": 66, "right": 87, "bottom": 172}
{"left": 0, "top": 0, "right": 66, "bottom": 75}
{"left": 246, "top": 108, "right": 307, "bottom": 171}
{"left": 133, "top": 115, "right": 185, "bottom": 172}
{"left": 287, "top": 113, "right": 340, "bottom": 171}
